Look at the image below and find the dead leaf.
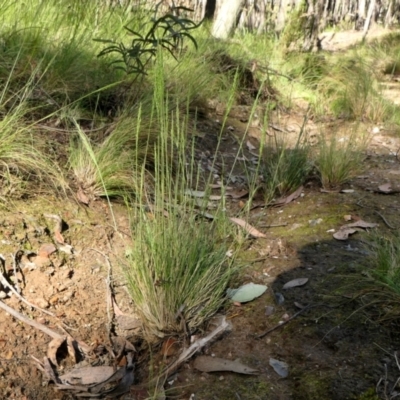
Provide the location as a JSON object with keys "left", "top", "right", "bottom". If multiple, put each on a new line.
{"left": 343, "top": 215, "right": 352, "bottom": 221}
{"left": 333, "top": 228, "right": 357, "bottom": 240}
{"left": 209, "top": 195, "right": 223, "bottom": 201}
{"left": 161, "top": 337, "right": 179, "bottom": 357}
{"left": 59, "top": 365, "right": 116, "bottom": 386}
{"left": 116, "top": 315, "right": 141, "bottom": 330}
{"left": 269, "top": 358, "right": 289, "bottom": 378}
{"left": 209, "top": 184, "right": 234, "bottom": 190}
{"left": 43, "top": 357, "right": 60, "bottom": 384}
{"left": 378, "top": 183, "right": 393, "bottom": 193}
{"left": 47, "top": 337, "right": 66, "bottom": 366}
{"left": 273, "top": 186, "right": 303, "bottom": 206}
{"left": 229, "top": 218, "right": 266, "bottom": 238}
{"left": 44, "top": 214, "right": 65, "bottom": 244}
{"left": 228, "top": 189, "right": 249, "bottom": 199}
{"left": 185, "top": 189, "right": 206, "bottom": 198}
{"left": 246, "top": 140, "right": 257, "bottom": 151}
{"left": 66, "top": 337, "right": 78, "bottom": 364}
{"left": 282, "top": 278, "right": 308, "bottom": 290}
{"left": 76, "top": 187, "right": 90, "bottom": 205}
{"left": 342, "top": 220, "right": 378, "bottom": 229}
{"left": 38, "top": 244, "right": 57, "bottom": 258}
{"left": 193, "top": 356, "right": 259, "bottom": 374}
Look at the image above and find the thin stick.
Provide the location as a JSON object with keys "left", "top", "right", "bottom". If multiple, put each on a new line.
{"left": 0, "top": 299, "right": 63, "bottom": 340}
{"left": 146, "top": 317, "right": 231, "bottom": 387}
{"left": 256, "top": 304, "right": 328, "bottom": 339}
{"left": 88, "top": 248, "right": 113, "bottom": 341}
{"left": 257, "top": 222, "right": 288, "bottom": 228}
{"left": 375, "top": 211, "right": 396, "bottom": 229}
{"left": 10, "top": 252, "right": 20, "bottom": 294}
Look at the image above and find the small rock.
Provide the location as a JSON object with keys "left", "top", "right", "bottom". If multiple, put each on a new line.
{"left": 265, "top": 306, "right": 275, "bottom": 316}
{"left": 34, "top": 297, "right": 49, "bottom": 309}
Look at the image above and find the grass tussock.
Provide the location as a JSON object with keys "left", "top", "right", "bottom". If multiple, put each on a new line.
{"left": 261, "top": 136, "right": 311, "bottom": 202}
{"left": 344, "top": 234, "right": 400, "bottom": 324}
{"left": 124, "top": 212, "right": 233, "bottom": 341}
{"left": 315, "top": 133, "right": 365, "bottom": 189}
{"left": 371, "top": 234, "right": 400, "bottom": 295}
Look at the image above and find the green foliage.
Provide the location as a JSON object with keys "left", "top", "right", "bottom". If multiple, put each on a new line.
{"left": 279, "top": 0, "right": 308, "bottom": 49}
{"left": 119, "top": 59, "right": 236, "bottom": 342}
{"left": 124, "top": 212, "right": 232, "bottom": 341}
{"left": 317, "top": 57, "right": 387, "bottom": 121}
{"left": 371, "top": 234, "right": 400, "bottom": 295}
{"left": 68, "top": 125, "right": 135, "bottom": 199}
{"left": 315, "top": 133, "right": 364, "bottom": 189}
{"left": 95, "top": 5, "right": 201, "bottom": 75}
{"left": 261, "top": 137, "right": 311, "bottom": 202}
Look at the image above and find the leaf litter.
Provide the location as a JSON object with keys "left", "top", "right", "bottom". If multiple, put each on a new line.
{"left": 333, "top": 219, "right": 378, "bottom": 240}
{"left": 193, "top": 356, "right": 259, "bottom": 375}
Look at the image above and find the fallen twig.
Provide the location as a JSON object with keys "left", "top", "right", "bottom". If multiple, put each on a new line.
{"left": 88, "top": 248, "right": 114, "bottom": 344}
{"left": 256, "top": 304, "right": 329, "bottom": 339}
{"left": 146, "top": 316, "right": 231, "bottom": 387}
{"left": 0, "top": 299, "right": 63, "bottom": 340}
{"left": 375, "top": 211, "right": 396, "bottom": 229}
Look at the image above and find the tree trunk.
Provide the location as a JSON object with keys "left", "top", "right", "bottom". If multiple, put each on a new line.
{"left": 363, "top": 0, "right": 376, "bottom": 39}
{"left": 212, "top": 0, "right": 246, "bottom": 39}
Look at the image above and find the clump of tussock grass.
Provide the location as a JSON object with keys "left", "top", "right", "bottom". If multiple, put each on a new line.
{"left": 314, "top": 132, "right": 364, "bottom": 190}
{"left": 121, "top": 58, "right": 237, "bottom": 342}
{"left": 68, "top": 112, "right": 159, "bottom": 199}
{"left": 370, "top": 234, "right": 400, "bottom": 295}
{"left": 261, "top": 135, "right": 311, "bottom": 203}
{"left": 339, "top": 234, "right": 400, "bottom": 324}
{"left": 316, "top": 56, "right": 389, "bottom": 122}
{"left": 124, "top": 210, "right": 233, "bottom": 342}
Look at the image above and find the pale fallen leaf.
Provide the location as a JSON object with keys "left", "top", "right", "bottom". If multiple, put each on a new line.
{"left": 44, "top": 214, "right": 65, "bottom": 244}
{"left": 66, "top": 337, "right": 78, "bottom": 364}
{"left": 273, "top": 186, "right": 303, "bottom": 206}
{"left": 116, "top": 315, "right": 141, "bottom": 330}
{"left": 161, "top": 337, "right": 179, "bottom": 357}
{"left": 185, "top": 189, "right": 206, "bottom": 198}
{"left": 343, "top": 215, "right": 352, "bottom": 221}
{"left": 229, "top": 217, "right": 267, "bottom": 238}
{"left": 265, "top": 306, "right": 275, "bottom": 316}
{"left": 378, "top": 183, "right": 393, "bottom": 193}
{"left": 59, "top": 366, "right": 117, "bottom": 385}
{"left": 227, "top": 283, "right": 267, "bottom": 303}
{"left": 228, "top": 189, "right": 249, "bottom": 199}
{"left": 333, "top": 228, "right": 357, "bottom": 240}
{"left": 342, "top": 220, "right": 378, "bottom": 229}
{"left": 76, "top": 187, "right": 90, "bottom": 205}
{"left": 209, "top": 184, "right": 234, "bottom": 190}
{"left": 194, "top": 356, "right": 259, "bottom": 374}
{"left": 47, "top": 337, "right": 66, "bottom": 366}
{"left": 38, "top": 244, "right": 57, "bottom": 258}
{"left": 58, "top": 244, "right": 74, "bottom": 254}
{"left": 341, "top": 189, "right": 355, "bottom": 193}
{"left": 282, "top": 278, "right": 308, "bottom": 290}
{"left": 269, "top": 358, "right": 289, "bottom": 378}
{"left": 246, "top": 140, "right": 257, "bottom": 151}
